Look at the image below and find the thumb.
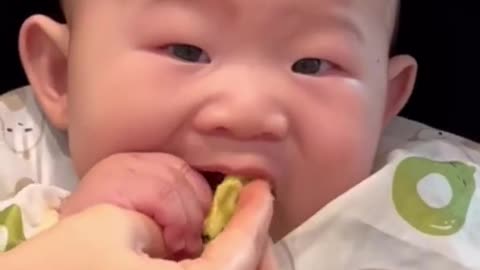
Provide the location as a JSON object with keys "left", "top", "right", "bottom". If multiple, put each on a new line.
{"left": 257, "top": 239, "right": 279, "bottom": 270}
{"left": 201, "top": 180, "right": 274, "bottom": 270}
{"left": 123, "top": 208, "right": 167, "bottom": 258}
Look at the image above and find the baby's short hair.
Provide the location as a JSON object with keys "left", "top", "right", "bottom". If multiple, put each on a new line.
{"left": 59, "top": 0, "right": 65, "bottom": 10}
{"left": 390, "top": 0, "right": 401, "bottom": 55}
{"left": 58, "top": 0, "right": 69, "bottom": 21}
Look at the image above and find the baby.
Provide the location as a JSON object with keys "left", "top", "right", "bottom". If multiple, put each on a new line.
{"left": 52, "top": 0, "right": 413, "bottom": 253}
{"left": 6, "top": 0, "right": 476, "bottom": 269}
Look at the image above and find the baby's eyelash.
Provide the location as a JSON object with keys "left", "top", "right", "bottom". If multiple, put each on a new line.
{"left": 292, "top": 58, "right": 334, "bottom": 76}
{"left": 156, "top": 44, "right": 341, "bottom": 76}
{"left": 164, "top": 44, "right": 211, "bottom": 63}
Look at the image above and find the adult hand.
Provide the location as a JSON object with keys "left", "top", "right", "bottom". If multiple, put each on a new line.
{"left": 2, "top": 181, "right": 277, "bottom": 270}
{"left": 139, "top": 180, "right": 278, "bottom": 270}
{"left": 60, "top": 152, "right": 213, "bottom": 258}
{"left": 179, "top": 180, "right": 277, "bottom": 270}
{"left": 1, "top": 204, "right": 167, "bottom": 270}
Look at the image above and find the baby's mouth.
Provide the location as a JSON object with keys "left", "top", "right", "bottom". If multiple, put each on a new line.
{"left": 198, "top": 170, "right": 227, "bottom": 192}
{"left": 197, "top": 169, "right": 276, "bottom": 197}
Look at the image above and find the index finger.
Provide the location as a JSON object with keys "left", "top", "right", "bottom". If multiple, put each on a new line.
{"left": 199, "top": 180, "right": 274, "bottom": 270}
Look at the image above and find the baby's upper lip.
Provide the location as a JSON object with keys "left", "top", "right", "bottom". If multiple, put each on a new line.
{"left": 191, "top": 162, "right": 278, "bottom": 187}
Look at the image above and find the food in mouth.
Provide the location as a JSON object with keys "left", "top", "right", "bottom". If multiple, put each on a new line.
{"left": 202, "top": 175, "right": 248, "bottom": 243}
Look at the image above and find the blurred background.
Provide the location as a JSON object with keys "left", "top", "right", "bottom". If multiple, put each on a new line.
{"left": 1, "top": 1, "right": 478, "bottom": 140}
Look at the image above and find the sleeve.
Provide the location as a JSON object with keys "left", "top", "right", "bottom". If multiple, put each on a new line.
{"left": 0, "top": 184, "right": 70, "bottom": 252}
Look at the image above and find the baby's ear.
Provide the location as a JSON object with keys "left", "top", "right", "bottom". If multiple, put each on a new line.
{"left": 18, "top": 15, "right": 69, "bottom": 130}
{"left": 383, "top": 55, "right": 418, "bottom": 127}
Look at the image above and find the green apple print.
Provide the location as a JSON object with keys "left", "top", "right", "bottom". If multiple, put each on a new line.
{"left": 0, "top": 205, "right": 26, "bottom": 251}
{"left": 392, "top": 157, "right": 476, "bottom": 236}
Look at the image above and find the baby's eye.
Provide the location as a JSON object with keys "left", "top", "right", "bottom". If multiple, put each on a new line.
{"left": 292, "top": 58, "right": 333, "bottom": 75}
{"left": 166, "top": 44, "right": 210, "bottom": 63}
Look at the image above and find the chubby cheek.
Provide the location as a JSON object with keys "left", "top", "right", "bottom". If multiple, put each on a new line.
{"left": 271, "top": 78, "right": 385, "bottom": 240}
{"left": 67, "top": 52, "right": 193, "bottom": 176}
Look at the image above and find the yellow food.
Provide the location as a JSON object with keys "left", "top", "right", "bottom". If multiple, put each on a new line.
{"left": 202, "top": 176, "right": 247, "bottom": 243}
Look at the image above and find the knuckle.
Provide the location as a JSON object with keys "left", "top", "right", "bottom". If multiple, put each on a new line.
{"left": 154, "top": 188, "right": 188, "bottom": 226}
{"left": 166, "top": 155, "right": 191, "bottom": 174}
{"left": 102, "top": 153, "right": 144, "bottom": 177}
{"left": 155, "top": 178, "right": 180, "bottom": 203}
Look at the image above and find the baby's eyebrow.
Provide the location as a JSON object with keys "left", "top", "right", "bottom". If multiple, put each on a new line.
{"left": 140, "top": 0, "right": 233, "bottom": 9}
{"left": 136, "top": 0, "right": 364, "bottom": 44}
{"left": 320, "top": 14, "right": 364, "bottom": 44}
{"left": 138, "top": 0, "right": 237, "bottom": 18}
{"left": 137, "top": 0, "right": 167, "bottom": 9}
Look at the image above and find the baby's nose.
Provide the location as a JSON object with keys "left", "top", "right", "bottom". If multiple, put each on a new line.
{"left": 192, "top": 86, "right": 289, "bottom": 141}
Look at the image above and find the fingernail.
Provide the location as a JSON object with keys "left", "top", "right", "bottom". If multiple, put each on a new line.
{"left": 164, "top": 227, "right": 186, "bottom": 254}
{"left": 187, "top": 236, "right": 203, "bottom": 257}
{"left": 168, "top": 236, "right": 202, "bottom": 261}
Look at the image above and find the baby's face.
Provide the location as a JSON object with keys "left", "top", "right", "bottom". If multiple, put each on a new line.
{"left": 44, "top": 0, "right": 408, "bottom": 240}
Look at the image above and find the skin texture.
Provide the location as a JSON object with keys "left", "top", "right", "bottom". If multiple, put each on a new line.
{"left": 58, "top": 153, "right": 214, "bottom": 258}
{"left": 17, "top": 0, "right": 417, "bottom": 265}
{"left": 3, "top": 183, "right": 278, "bottom": 270}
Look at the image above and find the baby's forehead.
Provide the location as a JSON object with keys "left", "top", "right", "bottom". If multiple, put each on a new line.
{"left": 71, "top": 0, "right": 397, "bottom": 43}
{"left": 74, "top": 0, "right": 396, "bottom": 21}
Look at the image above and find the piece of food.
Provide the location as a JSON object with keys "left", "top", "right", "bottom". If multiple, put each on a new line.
{"left": 202, "top": 175, "right": 248, "bottom": 243}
